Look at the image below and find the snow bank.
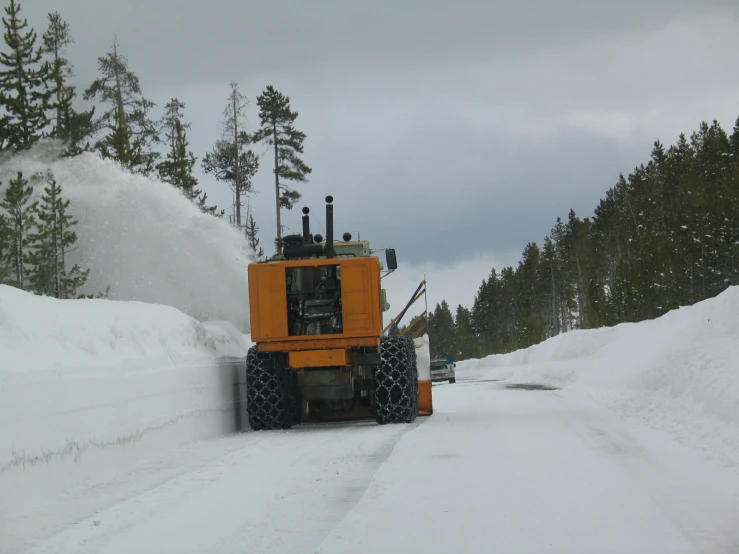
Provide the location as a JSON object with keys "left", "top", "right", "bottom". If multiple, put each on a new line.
{"left": 457, "top": 286, "right": 739, "bottom": 468}
{"left": 0, "top": 285, "right": 249, "bottom": 521}
{"left": 0, "top": 142, "right": 254, "bottom": 331}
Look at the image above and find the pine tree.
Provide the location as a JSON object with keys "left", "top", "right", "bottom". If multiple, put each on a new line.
{"left": 0, "top": 171, "right": 37, "bottom": 289}
{"left": 202, "top": 82, "right": 258, "bottom": 229}
{"left": 83, "top": 37, "right": 159, "bottom": 173}
{"left": 157, "top": 98, "right": 198, "bottom": 197}
{"left": 40, "top": 11, "right": 94, "bottom": 156}
{"left": 27, "top": 173, "right": 88, "bottom": 298}
{"left": 245, "top": 212, "right": 265, "bottom": 260}
{"left": 0, "top": 0, "right": 50, "bottom": 152}
{"left": 453, "top": 305, "right": 477, "bottom": 360}
{"left": 250, "top": 85, "right": 312, "bottom": 250}
{"left": 427, "top": 301, "right": 456, "bottom": 359}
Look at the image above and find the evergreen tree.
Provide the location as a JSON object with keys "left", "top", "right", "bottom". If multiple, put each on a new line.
{"left": 0, "top": 171, "right": 37, "bottom": 289}
{"left": 40, "top": 11, "right": 94, "bottom": 156}
{"left": 157, "top": 98, "right": 198, "bottom": 197}
{"left": 427, "top": 301, "right": 456, "bottom": 359}
{"left": 0, "top": 0, "right": 50, "bottom": 152}
{"left": 156, "top": 98, "right": 222, "bottom": 216}
{"left": 250, "top": 85, "right": 312, "bottom": 250}
{"left": 453, "top": 305, "right": 477, "bottom": 360}
{"left": 83, "top": 37, "right": 159, "bottom": 173}
{"left": 202, "top": 82, "right": 258, "bottom": 229}
{"left": 27, "top": 173, "right": 88, "bottom": 298}
{"left": 245, "top": 212, "right": 265, "bottom": 260}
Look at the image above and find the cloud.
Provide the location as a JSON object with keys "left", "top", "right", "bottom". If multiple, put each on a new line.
{"left": 382, "top": 249, "right": 523, "bottom": 327}
{"left": 15, "top": 0, "right": 739, "bottom": 312}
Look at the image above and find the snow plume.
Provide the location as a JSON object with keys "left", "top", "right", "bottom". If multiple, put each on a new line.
{"left": 0, "top": 142, "right": 254, "bottom": 331}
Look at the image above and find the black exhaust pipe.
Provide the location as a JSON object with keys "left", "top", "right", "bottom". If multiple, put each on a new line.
{"left": 325, "top": 195, "right": 335, "bottom": 258}
{"left": 302, "top": 207, "right": 313, "bottom": 245}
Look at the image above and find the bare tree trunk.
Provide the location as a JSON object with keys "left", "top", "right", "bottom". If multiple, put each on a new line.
{"left": 550, "top": 260, "right": 557, "bottom": 336}
{"left": 232, "top": 92, "right": 241, "bottom": 230}
{"left": 54, "top": 208, "right": 61, "bottom": 298}
{"left": 576, "top": 256, "right": 585, "bottom": 328}
{"left": 112, "top": 38, "right": 125, "bottom": 123}
{"left": 273, "top": 119, "right": 280, "bottom": 250}
{"left": 15, "top": 209, "right": 23, "bottom": 289}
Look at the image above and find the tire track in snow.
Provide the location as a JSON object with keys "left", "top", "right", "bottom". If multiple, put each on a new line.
{"left": 26, "top": 420, "right": 424, "bottom": 554}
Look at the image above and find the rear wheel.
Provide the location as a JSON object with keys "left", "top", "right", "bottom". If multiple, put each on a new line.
{"left": 245, "top": 346, "right": 294, "bottom": 431}
{"left": 449, "top": 377, "right": 456, "bottom": 384}
{"left": 373, "top": 335, "right": 419, "bottom": 425}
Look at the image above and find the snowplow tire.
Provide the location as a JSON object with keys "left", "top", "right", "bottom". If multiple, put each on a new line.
{"left": 245, "top": 346, "right": 293, "bottom": 431}
{"left": 449, "top": 378, "right": 456, "bottom": 384}
{"left": 374, "top": 335, "right": 419, "bottom": 425}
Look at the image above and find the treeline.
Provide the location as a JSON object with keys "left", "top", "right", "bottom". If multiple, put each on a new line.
{"left": 0, "top": 0, "right": 308, "bottom": 295}
{"left": 424, "top": 117, "right": 739, "bottom": 361}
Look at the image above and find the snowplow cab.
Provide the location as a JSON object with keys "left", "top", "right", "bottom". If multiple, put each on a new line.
{"left": 246, "top": 196, "right": 432, "bottom": 429}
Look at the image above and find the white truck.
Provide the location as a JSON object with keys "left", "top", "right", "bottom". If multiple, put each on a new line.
{"left": 430, "top": 358, "right": 456, "bottom": 384}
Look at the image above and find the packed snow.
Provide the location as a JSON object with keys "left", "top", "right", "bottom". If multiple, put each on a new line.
{"left": 2, "top": 252, "right": 739, "bottom": 551}
{"left": 0, "top": 142, "right": 254, "bottom": 331}
{"left": 457, "top": 285, "right": 739, "bottom": 469}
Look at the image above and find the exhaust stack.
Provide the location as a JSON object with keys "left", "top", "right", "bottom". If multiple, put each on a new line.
{"left": 325, "top": 196, "right": 335, "bottom": 258}
{"left": 302, "top": 207, "right": 313, "bottom": 245}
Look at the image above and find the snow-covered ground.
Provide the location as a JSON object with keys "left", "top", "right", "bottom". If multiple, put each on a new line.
{"left": 0, "top": 142, "right": 254, "bottom": 331}
{"left": 9, "top": 368, "right": 739, "bottom": 554}
{"left": 2, "top": 276, "right": 738, "bottom": 552}
{"left": 457, "top": 285, "right": 739, "bottom": 470}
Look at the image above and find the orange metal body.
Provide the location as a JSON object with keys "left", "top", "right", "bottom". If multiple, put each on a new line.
{"left": 418, "top": 380, "right": 433, "bottom": 416}
{"left": 248, "top": 256, "right": 383, "bottom": 351}
{"left": 288, "top": 349, "right": 347, "bottom": 368}
{"left": 248, "top": 253, "right": 432, "bottom": 422}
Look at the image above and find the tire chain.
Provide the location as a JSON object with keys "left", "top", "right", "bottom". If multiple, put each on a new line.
{"left": 374, "top": 335, "right": 419, "bottom": 424}
{"left": 245, "top": 346, "right": 292, "bottom": 430}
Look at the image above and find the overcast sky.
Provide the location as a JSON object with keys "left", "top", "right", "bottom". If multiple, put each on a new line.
{"left": 20, "top": 0, "right": 739, "bottom": 316}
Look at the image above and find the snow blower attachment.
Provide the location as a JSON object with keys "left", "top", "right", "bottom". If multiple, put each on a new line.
{"left": 246, "top": 196, "right": 433, "bottom": 430}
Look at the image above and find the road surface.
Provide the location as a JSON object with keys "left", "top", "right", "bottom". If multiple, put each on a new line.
{"left": 16, "top": 374, "right": 739, "bottom": 554}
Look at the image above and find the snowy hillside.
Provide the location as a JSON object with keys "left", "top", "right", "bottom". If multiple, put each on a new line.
{"left": 457, "top": 285, "right": 739, "bottom": 468}
{"left": 0, "top": 143, "right": 254, "bottom": 331}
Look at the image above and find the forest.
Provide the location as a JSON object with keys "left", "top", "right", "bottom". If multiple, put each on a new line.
{"left": 1, "top": 0, "right": 735, "bottom": 354}
{"left": 0, "top": 0, "right": 308, "bottom": 296}
{"left": 422, "top": 118, "right": 739, "bottom": 360}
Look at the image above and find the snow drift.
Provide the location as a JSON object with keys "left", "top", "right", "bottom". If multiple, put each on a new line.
{"left": 0, "top": 285, "right": 250, "bottom": 528}
{"left": 0, "top": 142, "right": 254, "bottom": 331}
{"left": 457, "top": 285, "right": 739, "bottom": 468}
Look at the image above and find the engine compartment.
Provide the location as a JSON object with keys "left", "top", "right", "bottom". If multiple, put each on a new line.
{"left": 286, "top": 265, "right": 343, "bottom": 336}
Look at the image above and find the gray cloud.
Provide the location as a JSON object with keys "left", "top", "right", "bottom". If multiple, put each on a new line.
{"left": 14, "top": 0, "right": 739, "bottom": 308}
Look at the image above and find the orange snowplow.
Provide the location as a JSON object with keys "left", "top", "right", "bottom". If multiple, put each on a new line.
{"left": 245, "top": 196, "right": 432, "bottom": 429}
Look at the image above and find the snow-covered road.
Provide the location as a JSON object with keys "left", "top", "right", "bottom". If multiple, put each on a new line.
{"left": 18, "top": 374, "right": 739, "bottom": 554}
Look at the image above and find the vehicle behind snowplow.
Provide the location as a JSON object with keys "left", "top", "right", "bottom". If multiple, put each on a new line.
{"left": 245, "top": 196, "right": 432, "bottom": 430}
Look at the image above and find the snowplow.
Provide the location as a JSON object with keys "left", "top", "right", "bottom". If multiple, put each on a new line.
{"left": 245, "top": 196, "right": 433, "bottom": 430}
